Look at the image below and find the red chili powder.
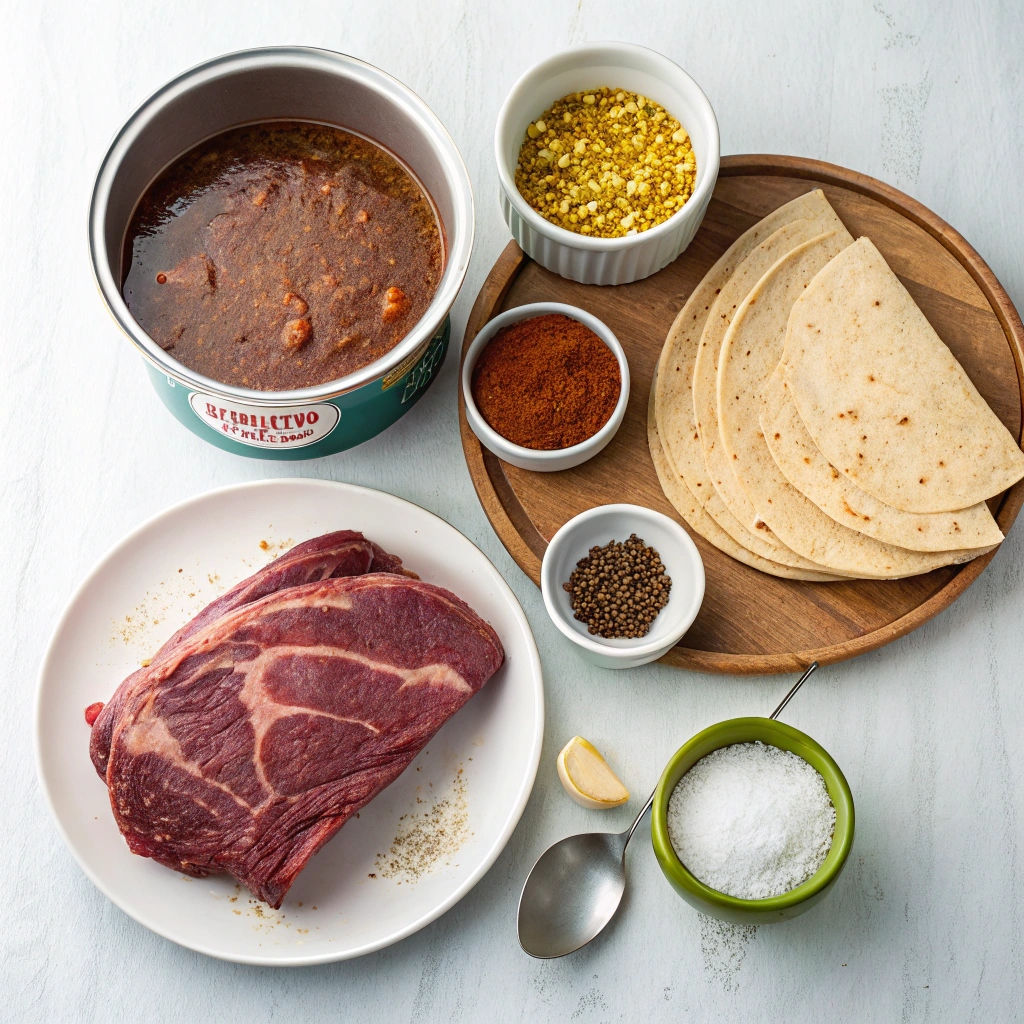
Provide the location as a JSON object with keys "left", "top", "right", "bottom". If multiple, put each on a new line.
{"left": 471, "top": 314, "right": 621, "bottom": 450}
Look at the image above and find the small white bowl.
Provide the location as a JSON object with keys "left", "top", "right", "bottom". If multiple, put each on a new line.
{"left": 462, "top": 302, "right": 629, "bottom": 472}
{"left": 541, "top": 504, "right": 705, "bottom": 669}
{"left": 495, "top": 42, "right": 720, "bottom": 286}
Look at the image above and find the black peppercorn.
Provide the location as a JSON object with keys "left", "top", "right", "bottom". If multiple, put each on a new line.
{"left": 561, "top": 534, "right": 672, "bottom": 639}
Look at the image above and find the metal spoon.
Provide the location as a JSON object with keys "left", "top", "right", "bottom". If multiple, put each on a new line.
{"left": 516, "top": 662, "right": 819, "bottom": 958}
{"left": 768, "top": 660, "right": 818, "bottom": 721}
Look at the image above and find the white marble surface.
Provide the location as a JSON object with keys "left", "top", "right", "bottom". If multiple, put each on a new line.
{"left": 3, "top": 1, "right": 1023, "bottom": 1019}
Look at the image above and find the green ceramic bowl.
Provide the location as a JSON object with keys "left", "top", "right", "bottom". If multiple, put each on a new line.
{"left": 651, "top": 717, "right": 855, "bottom": 924}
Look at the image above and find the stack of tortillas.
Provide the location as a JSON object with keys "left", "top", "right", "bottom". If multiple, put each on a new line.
{"left": 649, "top": 189, "right": 1024, "bottom": 580}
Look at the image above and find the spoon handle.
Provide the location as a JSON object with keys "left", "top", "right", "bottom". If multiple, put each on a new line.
{"left": 769, "top": 661, "right": 818, "bottom": 721}
{"left": 623, "top": 790, "right": 655, "bottom": 847}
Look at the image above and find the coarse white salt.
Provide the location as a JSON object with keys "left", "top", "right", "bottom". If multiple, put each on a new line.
{"left": 667, "top": 741, "right": 836, "bottom": 899}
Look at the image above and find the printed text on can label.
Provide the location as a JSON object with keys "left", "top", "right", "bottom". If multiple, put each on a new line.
{"left": 188, "top": 394, "right": 340, "bottom": 449}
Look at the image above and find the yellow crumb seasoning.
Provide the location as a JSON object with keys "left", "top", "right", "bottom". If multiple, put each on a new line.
{"left": 514, "top": 87, "right": 697, "bottom": 238}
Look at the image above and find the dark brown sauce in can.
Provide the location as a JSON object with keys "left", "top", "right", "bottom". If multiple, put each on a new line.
{"left": 123, "top": 121, "right": 443, "bottom": 391}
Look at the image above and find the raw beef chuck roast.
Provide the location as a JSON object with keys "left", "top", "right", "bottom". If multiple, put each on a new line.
{"left": 90, "top": 530, "right": 415, "bottom": 778}
{"left": 89, "top": 537, "right": 503, "bottom": 908}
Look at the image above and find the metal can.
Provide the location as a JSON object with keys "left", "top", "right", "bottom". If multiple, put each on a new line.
{"left": 89, "top": 47, "right": 474, "bottom": 460}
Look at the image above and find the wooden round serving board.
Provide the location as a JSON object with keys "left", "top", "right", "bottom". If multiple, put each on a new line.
{"left": 459, "top": 155, "right": 1024, "bottom": 674}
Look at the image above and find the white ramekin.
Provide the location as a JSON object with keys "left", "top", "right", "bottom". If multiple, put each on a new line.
{"left": 495, "top": 42, "right": 720, "bottom": 286}
{"left": 462, "top": 303, "right": 629, "bottom": 472}
{"left": 541, "top": 504, "right": 705, "bottom": 669}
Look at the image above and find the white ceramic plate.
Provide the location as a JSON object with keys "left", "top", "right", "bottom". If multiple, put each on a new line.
{"left": 36, "top": 479, "right": 544, "bottom": 965}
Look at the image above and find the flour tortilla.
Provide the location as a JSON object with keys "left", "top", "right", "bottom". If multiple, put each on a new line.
{"left": 691, "top": 196, "right": 852, "bottom": 543}
{"left": 718, "top": 230, "right": 851, "bottom": 528}
{"left": 647, "top": 373, "right": 843, "bottom": 581}
{"left": 782, "top": 236, "right": 1024, "bottom": 513}
{"left": 760, "top": 370, "right": 1004, "bottom": 551}
{"left": 713, "top": 239, "right": 994, "bottom": 576}
{"left": 653, "top": 189, "right": 847, "bottom": 574}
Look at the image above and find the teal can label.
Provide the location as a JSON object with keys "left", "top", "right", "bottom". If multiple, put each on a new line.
{"left": 187, "top": 393, "right": 341, "bottom": 450}
{"left": 147, "top": 316, "right": 450, "bottom": 460}
{"left": 399, "top": 331, "right": 447, "bottom": 404}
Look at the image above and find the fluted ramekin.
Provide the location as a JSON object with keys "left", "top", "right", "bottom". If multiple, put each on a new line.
{"left": 495, "top": 42, "right": 720, "bottom": 286}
